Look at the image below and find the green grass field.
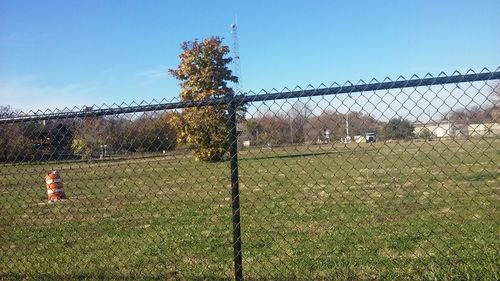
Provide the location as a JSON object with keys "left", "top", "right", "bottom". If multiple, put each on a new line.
{"left": 0, "top": 138, "right": 499, "bottom": 280}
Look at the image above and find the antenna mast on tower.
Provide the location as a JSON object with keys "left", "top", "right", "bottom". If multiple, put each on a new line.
{"left": 230, "top": 20, "right": 242, "bottom": 95}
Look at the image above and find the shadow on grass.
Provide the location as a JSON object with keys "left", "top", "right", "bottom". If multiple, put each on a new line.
{"left": 0, "top": 273, "right": 288, "bottom": 281}
{"left": 0, "top": 273, "right": 232, "bottom": 281}
{"left": 240, "top": 150, "right": 342, "bottom": 161}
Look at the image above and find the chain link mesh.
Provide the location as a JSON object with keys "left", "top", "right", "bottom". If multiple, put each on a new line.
{"left": 1, "top": 69, "right": 499, "bottom": 280}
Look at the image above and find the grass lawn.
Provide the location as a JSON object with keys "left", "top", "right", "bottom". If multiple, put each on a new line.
{"left": 0, "top": 138, "right": 498, "bottom": 280}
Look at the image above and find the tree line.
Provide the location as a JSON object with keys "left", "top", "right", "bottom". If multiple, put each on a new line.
{"left": 0, "top": 104, "right": 413, "bottom": 163}
{"left": 243, "top": 104, "right": 382, "bottom": 145}
{"left": 0, "top": 105, "right": 178, "bottom": 162}
{"left": 2, "top": 37, "right": 498, "bottom": 163}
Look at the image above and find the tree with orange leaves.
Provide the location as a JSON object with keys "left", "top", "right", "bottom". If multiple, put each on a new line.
{"left": 169, "top": 37, "right": 238, "bottom": 161}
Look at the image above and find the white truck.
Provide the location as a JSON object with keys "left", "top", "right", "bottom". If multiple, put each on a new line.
{"left": 365, "top": 132, "right": 377, "bottom": 143}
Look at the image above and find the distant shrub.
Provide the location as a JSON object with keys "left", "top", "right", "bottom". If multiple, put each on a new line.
{"left": 383, "top": 118, "right": 415, "bottom": 140}
{"left": 418, "top": 128, "right": 433, "bottom": 141}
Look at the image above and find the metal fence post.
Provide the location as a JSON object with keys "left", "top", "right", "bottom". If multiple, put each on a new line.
{"left": 228, "top": 98, "right": 244, "bottom": 281}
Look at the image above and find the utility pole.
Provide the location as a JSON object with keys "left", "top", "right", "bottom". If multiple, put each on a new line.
{"left": 345, "top": 112, "right": 349, "bottom": 143}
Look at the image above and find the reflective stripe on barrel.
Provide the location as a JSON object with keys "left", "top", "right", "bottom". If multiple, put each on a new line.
{"left": 45, "top": 178, "right": 62, "bottom": 184}
{"left": 47, "top": 188, "right": 65, "bottom": 195}
{"left": 46, "top": 171, "right": 66, "bottom": 201}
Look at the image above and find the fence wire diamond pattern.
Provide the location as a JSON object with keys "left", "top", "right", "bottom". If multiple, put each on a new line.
{"left": 0, "top": 69, "right": 499, "bottom": 280}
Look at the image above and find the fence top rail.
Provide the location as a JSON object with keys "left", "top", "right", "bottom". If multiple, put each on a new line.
{"left": 1, "top": 70, "right": 499, "bottom": 123}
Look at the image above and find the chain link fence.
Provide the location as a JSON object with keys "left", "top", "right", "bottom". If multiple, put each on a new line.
{"left": 1, "top": 69, "right": 499, "bottom": 280}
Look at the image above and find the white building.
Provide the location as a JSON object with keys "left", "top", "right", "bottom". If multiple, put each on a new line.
{"left": 468, "top": 123, "right": 500, "bottom": 137}
{"left": 414, "top": 121, "right": 500, "bottom": 138}
{"left": 414, "top": 121, "right": 465, "bottom": 138}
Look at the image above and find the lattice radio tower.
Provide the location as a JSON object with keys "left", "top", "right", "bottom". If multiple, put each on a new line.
{"left": 230, "top": 21, "right": 242, "bottom": 95}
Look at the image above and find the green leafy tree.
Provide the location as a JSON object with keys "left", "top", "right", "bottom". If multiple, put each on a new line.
{"left": 418, "top": 128, "right": 433, "bottom": 141}
{"left": 383, "top": 117, "right": 415, "bottom": 140}
{"left": 169, "top": 37, "right": 237, "bottom": 161}
{"left": 71, "top": 138, "right": 92, "bottom": 159}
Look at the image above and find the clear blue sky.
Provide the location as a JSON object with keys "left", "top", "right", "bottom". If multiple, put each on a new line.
{"left": 1, "top": 0, "right": 499, "bottom": 111}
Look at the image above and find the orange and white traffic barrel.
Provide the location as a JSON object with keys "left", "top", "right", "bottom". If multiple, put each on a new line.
{"left": 45, "top": 170, "right": 66, "bottom": 202}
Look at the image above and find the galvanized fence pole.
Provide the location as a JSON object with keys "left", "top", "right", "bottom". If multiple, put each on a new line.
{"left": 228, "top": 98, "right": 244, "bottom": 281}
